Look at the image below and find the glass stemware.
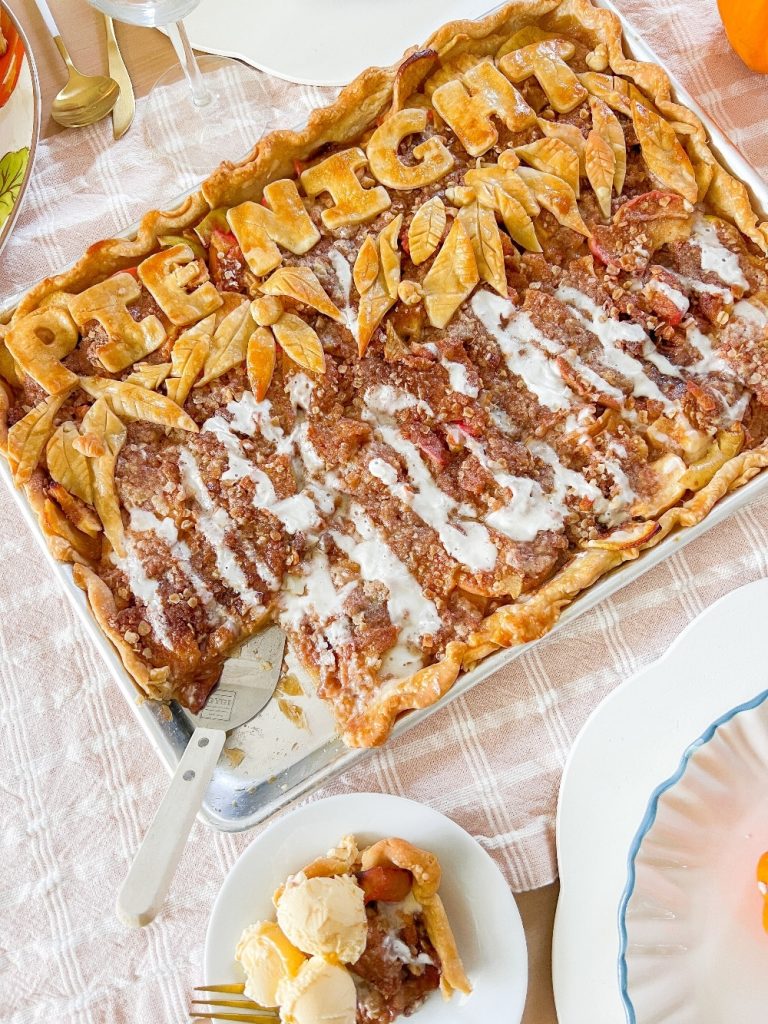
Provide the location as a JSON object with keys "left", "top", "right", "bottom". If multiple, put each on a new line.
{"left": 85, "top": 0, "right": 272, "bottom": 179}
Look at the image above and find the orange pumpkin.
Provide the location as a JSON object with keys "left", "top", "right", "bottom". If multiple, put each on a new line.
{"left": 717, "top": 0, "right": 768, "bottom": 74}
{"left": 758, "top": 851, "right": 768, "bottom": 933}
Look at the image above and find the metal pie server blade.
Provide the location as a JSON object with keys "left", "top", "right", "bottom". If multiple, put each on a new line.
{"left": 185, "top": 624, "right": 286, "bottom": 731}
{"left": 116, "top": 626, "right": 286, "bottom": 927}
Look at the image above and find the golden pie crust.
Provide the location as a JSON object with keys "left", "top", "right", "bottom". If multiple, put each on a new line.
{"left": 2, "top": 0, "right": 768, "bottom": 748}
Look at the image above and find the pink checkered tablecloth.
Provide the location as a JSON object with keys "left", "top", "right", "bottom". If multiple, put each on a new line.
{"left": 1, "top": 2, "right": 767, "bottom": 1021}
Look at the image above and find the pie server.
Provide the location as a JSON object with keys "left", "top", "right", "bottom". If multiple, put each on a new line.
{"left": 116, "top": 624, "right": 286, "bottom": 927}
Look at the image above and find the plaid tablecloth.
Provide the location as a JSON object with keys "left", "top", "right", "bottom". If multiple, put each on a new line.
{"left": 2, "top": 2, "right": 767, "bottom": 1020}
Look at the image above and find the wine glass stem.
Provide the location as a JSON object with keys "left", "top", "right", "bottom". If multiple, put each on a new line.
{"left": 167, "top": 20, "right": 211, "bottom": 108}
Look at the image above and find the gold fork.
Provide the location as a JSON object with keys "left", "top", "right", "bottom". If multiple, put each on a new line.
{"left": 190, "top": 983, "right": 279, "bottom": 1023}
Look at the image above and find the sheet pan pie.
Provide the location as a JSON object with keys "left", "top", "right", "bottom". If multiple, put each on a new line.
{"left": 2, "top": 0, "right": 768, "bottom": 748}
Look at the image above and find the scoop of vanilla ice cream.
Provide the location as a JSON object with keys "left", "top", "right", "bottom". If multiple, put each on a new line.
{"left": 276, "top": 956, "right": 357, "bottom": 1024}
{"left": 235, "top": 921, "right": 306, "bottom": 1007}
{"left": 276, "top": 874, "right": 367, "bottom": 963}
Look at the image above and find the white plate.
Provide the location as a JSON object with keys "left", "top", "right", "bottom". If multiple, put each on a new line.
{"left": 619, "top": 690, "right": 768, "bottom": 1024}
{"left": 552, "top": 578, "right": 768, "bottom": 1024}
{"left": 0, "top": 3, "right": 40, "bottom": 256}
{"left": 174, "top": 0, "right": 489, "bottom": 86}
{"left": 204, "top": 792, "right": 528, "bottom": 1022}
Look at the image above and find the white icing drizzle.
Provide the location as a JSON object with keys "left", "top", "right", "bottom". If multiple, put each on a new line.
{"left": 442, "top": 357, "right": 479, "bottom": 397}
{"left": 562, "top": 350, "right": 625, "bottom": 404}
{"left": 362, "top": 363, "right": 631, "bottom": 544}
{"left": 640, "top": 342, "right": 684, "bottom": 381}
{"left": 309, "top": 484, "right": 336, "bottom": 516}
{"left": 671, "top": 271, "right": 733, "bottom": 303}
{"left": 458, "top": 434, "right": 565, "bottom": 541}
{"left": 287, "top": 373, "right": 315, "bottom": 412}
{"left": 554, "top": 286, "right": 679, "bottom": 411}
{"left": 361, "top": 386, "right": 497, "bottom": 570}
{"left": 129, "top": 508, "right": 177, "bottom": 545}
{"left": 332, "top": 504, "right": 440, "bottom": 643}
{"left": 690, "top": 215, "right": 748, "bottom": 290}
{"left": 294, "top": 421, "right": 325, "bottom": 475}
{"left": 280, "top": 549, "right": 355, "bottom": 668}
{"left": 726, "top": 392, "right": 751, "bottom": 424}
{"left": 368, "top": 423, "right": 498, "bottom": 573}
{"left": 421, "top": 344, "right": 479, "bottom": 398}
{"left": 600, "top": 450, "right": 637, "bottom": 523}
{"left": 528, "top": 440, "right": 602, "bottom": 504}
{"left": 525, "top": 435, "right": 636, "bottom": 527}
{"left": 111, "top": 538, "right": 171, "bottom": 648}
{"left": 471, "top": 291, "right": 575, "bottom": 411}
{"left": 291, "top": 421, "right": 337, "bottom": 515}
{"left": 204, "top": 404, "right": 320, "bottom": 536}
{"left": 177, "top": 448, "right": 267, "bottom": 607}
{"left": 226, "top": 391, "right": 293, "bottom": 454}
{"left": 323, "top": 617, "right": 351, "bottom": 649}
{"left": 732, "top": 298, "right": 768, "bottom": 328}
{"left": 489, "top": 406, "right": 516, "bottom": 435}
{"left": 363, "top": 385, "right": 434, "bottom": 419}
{"left": 230, "top": 381, "right": 335, "bottom": 523}
{"left": 683, "top": 310, "right": 754, "bottom": 424}
{"left": 527, "top": 439, "right": 634, "bottom": 526}
{"left": 697, "top": 299, "right": 767, "bottom": 425}
{"left": 328, "top": 245, "right": 359, "bottom": 341}
{"left": 281, "top": 550, "right": 352, "bottom": 627}
{"left": 475, "top": 289, "right": 636, "bottom": 410}
{"left": 129, "top": 508, "right": 225, "bottom": 626}
{"left": 270, "top": 494, "right": 318, "bottom": 535}
{"left": 686, "top": 323, "right": 730, "bottom": 376}
{"left": 563, "top": 407, "right": 596, "bottom": 436}
{"left": 647, "top": 278, "right": 690, "bottom": 314}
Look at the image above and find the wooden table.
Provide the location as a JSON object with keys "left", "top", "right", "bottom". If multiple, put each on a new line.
{"left": 7, "top": 1, "right": 560, "bottom": 1020}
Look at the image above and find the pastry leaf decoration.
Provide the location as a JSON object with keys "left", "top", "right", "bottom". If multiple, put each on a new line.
{"left": 246, "top": 327, "right": 277, "bottom": 400}
{"left": 80, "top": 377, "right": 198, "bottom": 432}
{"left": 272, "top": 313, "right": 326, "bottom": 374}
{"left": 408, "top": 196, "right": 447, "bottom": 266}
{"left": 47, "top": 422, "right": 94, "bottom": 505}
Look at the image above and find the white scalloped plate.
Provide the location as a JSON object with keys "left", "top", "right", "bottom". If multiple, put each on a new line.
{"left": 618, "top": 690, "right": 768, "bottom": 1023}
{"left": 553, "top": 579, "right": 768, "bottom": 1024}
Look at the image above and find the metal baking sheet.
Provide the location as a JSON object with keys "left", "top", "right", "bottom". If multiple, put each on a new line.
{"left": 2, "top": 0, "right": 767, "bottom": 832}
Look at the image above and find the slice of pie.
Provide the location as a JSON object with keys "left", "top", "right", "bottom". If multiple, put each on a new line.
{"left": 1, "top": 0, "right": 768, "bottom": 748}
{"left": 235, "top": 834, "right": 471, "bottom": 1023}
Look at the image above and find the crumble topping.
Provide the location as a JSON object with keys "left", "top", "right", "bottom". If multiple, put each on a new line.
{"left": 3, "top": 3, "right": 768, "bottom": 746}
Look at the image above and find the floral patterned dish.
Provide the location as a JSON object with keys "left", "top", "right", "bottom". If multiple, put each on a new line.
{"left": 0, "top": 3, "right": 40, "bottom": 259}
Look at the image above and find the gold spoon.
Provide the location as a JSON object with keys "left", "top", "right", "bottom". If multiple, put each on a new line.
{"left": 34, "top": 0, "right": 120, "bottom": 128}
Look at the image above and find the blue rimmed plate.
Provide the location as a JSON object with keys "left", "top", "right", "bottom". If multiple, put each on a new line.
{"left": 553, "top": 579, "right": 768, "bottom": 1024}
{"left": 0, "top": 3, "right": 40, "bottom": 258}
{"left": 618, "top": 690, "right": 768, "bottom": 1023}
